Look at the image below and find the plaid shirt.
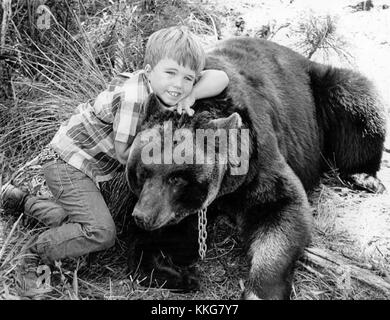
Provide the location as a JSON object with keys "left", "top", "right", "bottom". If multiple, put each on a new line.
{"left": 50, "top": 70, "right": 152, "bottom": 183}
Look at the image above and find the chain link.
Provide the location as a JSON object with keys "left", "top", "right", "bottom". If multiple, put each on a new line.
{"left": 198, "top": 207, "right": 208, "bottom": 260}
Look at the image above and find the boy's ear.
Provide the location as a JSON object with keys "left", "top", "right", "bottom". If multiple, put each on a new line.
{"left": 194, "top": 70, "right": 204, "bottom": 84}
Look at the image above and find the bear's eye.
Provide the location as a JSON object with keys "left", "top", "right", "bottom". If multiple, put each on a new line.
{"left": 168, "top": 176, "right": 187, "bottom": 186}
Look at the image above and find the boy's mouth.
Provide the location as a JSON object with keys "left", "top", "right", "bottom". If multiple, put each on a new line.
{"left": 167, "top": 91, "right": 181, "bottom": 98}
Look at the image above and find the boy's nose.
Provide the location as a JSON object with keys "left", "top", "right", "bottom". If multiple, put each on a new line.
{"left": 172, "top": 77, "right": 184, "bottom": 89}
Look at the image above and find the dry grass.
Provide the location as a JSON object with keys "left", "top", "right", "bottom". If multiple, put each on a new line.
{"left": 292, "top": 12, "right": 352, "bottom": 62}
{"left": 2, "top": 162, "right": 389, "bottom": 300}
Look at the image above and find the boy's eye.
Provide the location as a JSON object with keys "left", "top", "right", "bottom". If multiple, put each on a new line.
{"left": 185, "top": 76, "right": 194, "bottom": 82}
{"left": 166, "top": 71, "right": 175, "bottom": 75}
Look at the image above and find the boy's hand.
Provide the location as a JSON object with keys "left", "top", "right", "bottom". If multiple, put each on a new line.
{"left": 177, "top": 93, "right": 195, "bottom": 116}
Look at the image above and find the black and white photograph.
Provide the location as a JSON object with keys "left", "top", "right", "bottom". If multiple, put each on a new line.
{"left": 1, "top": 0, "right": 390, "bottom": 304}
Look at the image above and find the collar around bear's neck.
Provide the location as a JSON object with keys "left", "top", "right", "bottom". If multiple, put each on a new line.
{"left": 198, "top": 206, "right": 208, "bottom": 260}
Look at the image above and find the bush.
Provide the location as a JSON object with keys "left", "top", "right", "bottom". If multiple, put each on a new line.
{"left": 293, "top": 12, "right": 352, "bottom": 62}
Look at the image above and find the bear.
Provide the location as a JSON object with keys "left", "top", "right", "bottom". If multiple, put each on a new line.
{"left": 102, "top": 37, "right": 387, "bottom": 299}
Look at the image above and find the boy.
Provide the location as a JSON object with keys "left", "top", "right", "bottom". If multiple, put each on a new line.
{"left": 1, "top": 26, "right": 229, "bottom": 265}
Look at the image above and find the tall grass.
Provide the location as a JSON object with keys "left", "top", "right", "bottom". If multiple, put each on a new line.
{"left": 1, "top": 10, "right": 109, "bottom": 173}
{"left": 0, "top": 0, "right": 218, "bottom": 176}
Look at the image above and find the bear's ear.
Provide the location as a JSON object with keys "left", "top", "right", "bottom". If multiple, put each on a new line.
{"left": 206, "top": 113, "right": 249, "bottom": 172}
{"left": 207, "top": 112, "right": 242, "bottom": 129}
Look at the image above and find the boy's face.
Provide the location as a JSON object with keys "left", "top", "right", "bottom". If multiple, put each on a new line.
{"left": 146, "top": 58, "right": 196, "bottom": 106}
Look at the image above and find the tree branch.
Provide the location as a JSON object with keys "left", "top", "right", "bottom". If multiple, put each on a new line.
{"left": 302, "top": 247, "right": 390, "bottom": 295}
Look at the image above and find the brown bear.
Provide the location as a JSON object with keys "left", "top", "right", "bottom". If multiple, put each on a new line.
{"left": 103, "top": 37, "right": 387, "bottom": 299}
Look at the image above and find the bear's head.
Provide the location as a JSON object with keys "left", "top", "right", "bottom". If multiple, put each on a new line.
{"left": 125, "top": 94, "right": 250, "bottom": 230}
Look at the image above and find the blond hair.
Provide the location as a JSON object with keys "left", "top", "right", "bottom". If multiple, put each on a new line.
{"left": 144, "top": 26, "right": 205, "bottom": 75}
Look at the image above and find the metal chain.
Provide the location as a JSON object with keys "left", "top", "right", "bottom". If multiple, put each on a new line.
{"left": 198, "top": 207, "right": 208, "bottom": 260}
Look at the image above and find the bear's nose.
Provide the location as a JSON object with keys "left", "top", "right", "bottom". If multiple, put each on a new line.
{"left": 133, "top": 215, "right": 147, "bottom": 229}
{"left": 132, "top": 208, "right": 151, "bottom": 229}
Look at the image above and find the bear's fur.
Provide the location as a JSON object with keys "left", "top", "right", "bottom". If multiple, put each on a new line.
{"left": 102, "top": 37, "right": 386, "bottom": 299}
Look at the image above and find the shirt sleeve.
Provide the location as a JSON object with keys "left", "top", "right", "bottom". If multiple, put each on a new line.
{"left": 112, "top": 73, "right": 146, "bottom": 145}
{"left": 113, "top": 97, "right": 142, "bottom": 144}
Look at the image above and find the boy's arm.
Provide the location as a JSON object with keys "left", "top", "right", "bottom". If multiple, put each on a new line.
{"left": 177, "top": 69, "right": 229, "bottom": 115}
{"left": 192, "top": 69, "right": 229, "bottom": 99}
